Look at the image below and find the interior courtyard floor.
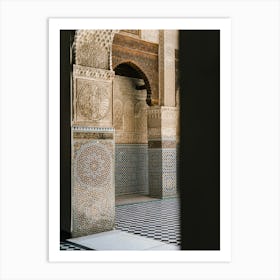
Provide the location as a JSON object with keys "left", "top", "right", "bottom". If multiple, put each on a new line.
{"left": 60, "top": 196, "right": 181, "bottom": 250}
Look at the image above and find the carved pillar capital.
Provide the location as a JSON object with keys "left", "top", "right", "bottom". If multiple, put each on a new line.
{"left": 147, "top": 106, "right": 178, "bottom": 140}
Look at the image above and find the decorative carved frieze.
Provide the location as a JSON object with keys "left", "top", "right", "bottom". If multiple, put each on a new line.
{"left": 147, "top": 107, "right": 178, "bottom": 121}
{"left": 73, "top": 65, "right": 115, "bottom": 80}
{"left": 73, "top": 132, "right": 114, "bottom": 140}
{"left": 147, "top": 107, "right": 161, "bottom": 119}
{"left": 72, "top": 126, "right": 114, "bottom": 132}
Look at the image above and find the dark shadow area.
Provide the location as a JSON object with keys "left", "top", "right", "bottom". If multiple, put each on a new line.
{"left": 179, "top": 30, "right": 220, "bottom": 250}
{"left": 60, "top": 30, "right": 75, "bottom": 241}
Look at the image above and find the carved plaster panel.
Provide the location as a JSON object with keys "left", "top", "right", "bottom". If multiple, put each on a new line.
{"left": 147, "top": 107, "right": 161, "bottom": 119}
{"left": 75, "top": 30, "right": 119, "bottom": 52}
{"left": 74, "top": 29, "right": 119, "bottom": 69}
{"left": 124, "top": 100, "right": 135, "bottom": 132}
{"left": 147, "top": 106, "right": 178, "bottom": 140}
{"left": 113, "top": 99, "right": 123, "bottom": 130}
{"left": 76, "top": 45, "right": 109, "bottom": 69}
{"left": 135, "top": 101, "right": 147, "bottom": 132}
{"left": 113, "top": 75, "right": 148, "bottom": 144}
{"left": 74, "top": 78, "right": 113, "bottom": 126}
{"left": 161, "top": 107, "right": 177, "bottom": 117}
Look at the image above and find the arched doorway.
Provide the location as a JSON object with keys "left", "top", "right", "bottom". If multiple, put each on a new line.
{"left": 112, "top": 62, "right": 151, "bottom": 201}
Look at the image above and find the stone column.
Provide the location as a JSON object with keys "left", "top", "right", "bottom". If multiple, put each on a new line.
{"left": 148, "top": 106, "right": 178, "bottom": 198}
{"left": 71, "top": 63, "right": 116, "bottom": 237}
{"left": 159, "top": 30, "right": 176, "bottom": 107}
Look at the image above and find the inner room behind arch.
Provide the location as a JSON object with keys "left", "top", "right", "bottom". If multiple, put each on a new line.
{"left": 112, "top": 30, "right": 180, "bottom": 205}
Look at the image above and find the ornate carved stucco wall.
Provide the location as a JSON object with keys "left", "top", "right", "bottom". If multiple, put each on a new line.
{"left": 75, "top": 29, "right": 119, "bottom": 70}
{"left": 71, "top": 30, "right": 118, "bottom": 237}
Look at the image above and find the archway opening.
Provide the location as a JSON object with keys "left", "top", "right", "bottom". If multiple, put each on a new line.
{"left": 114, "top": 62, "right": 152, "bottom": 106}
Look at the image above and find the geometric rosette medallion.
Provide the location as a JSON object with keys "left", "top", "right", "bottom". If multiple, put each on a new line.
{"left": 74, "top": 142, "right": 112, "bottom": 189}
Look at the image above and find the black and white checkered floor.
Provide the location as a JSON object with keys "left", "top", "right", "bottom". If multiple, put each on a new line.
{"left": 60, "top": 197, "right": 180, "bottom": 250}
{"left": 115, "top": 198, "right": 181, "bottom": 246}
{"left": 60, "top": 241, "right": 93, "bottom": 250}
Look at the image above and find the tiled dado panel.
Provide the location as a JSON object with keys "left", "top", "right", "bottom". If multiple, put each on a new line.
{"left": 115, "top": 144, "right": 148, "bottom": 196}
{"left": 162, "top": 148, "right": 177, "bottom": 197}
{"left": 148, "top": 148, "right": 177, "bottom": 198}
{"left": 72, "top": 128, "right": 115, "bottom": 237}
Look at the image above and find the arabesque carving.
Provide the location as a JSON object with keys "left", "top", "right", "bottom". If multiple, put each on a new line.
{"left": 76, "top": 79, "right": 110, "bottom": 121}
{"left": 74, "top": 29, "right": 119, "bottom": 69}
{"left": 74, "top": 65, "right": 115, "bottom": 80}
{"left": 113, "top": 76, "right": 148, "bottom": 144}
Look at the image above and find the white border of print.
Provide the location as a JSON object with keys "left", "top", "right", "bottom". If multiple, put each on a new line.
{"left": 49, "top": 18, "right": 231, "bottom": 262}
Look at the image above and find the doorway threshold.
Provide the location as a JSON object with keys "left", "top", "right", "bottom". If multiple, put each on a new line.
{"left": 67, "top": 230, "right": 179, "bottom": 251}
